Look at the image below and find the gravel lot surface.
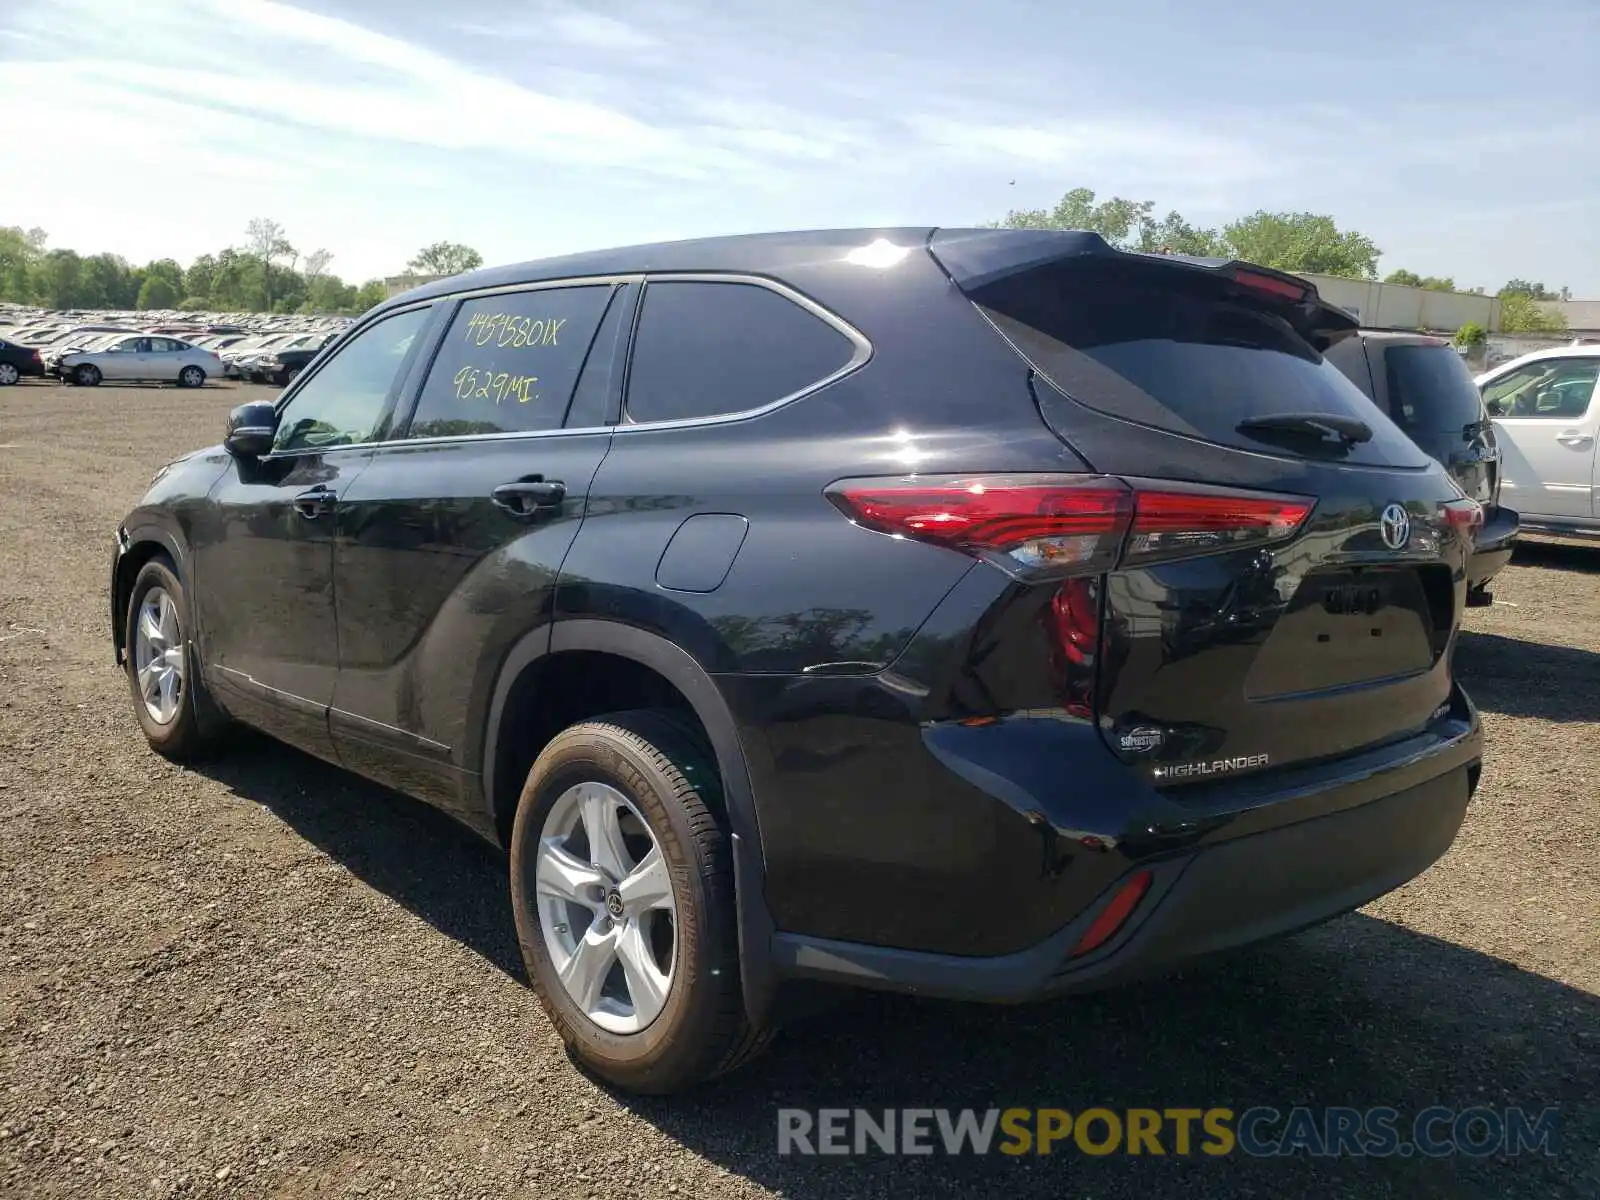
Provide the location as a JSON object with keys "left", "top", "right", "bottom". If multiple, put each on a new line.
{"left": 1, "top": 380, "right": 1597, "bottom": 1199}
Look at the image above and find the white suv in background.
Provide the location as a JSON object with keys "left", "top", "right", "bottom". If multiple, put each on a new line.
{"left": 1477, "top": 345, "right": 1600, "bottom": 538}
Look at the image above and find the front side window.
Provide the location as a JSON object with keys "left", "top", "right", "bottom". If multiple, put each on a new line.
{"left": 1482, "top": 359, "right": 1599, "bottom": 419}
{"left": 624, "top": 280, "right": 857, "bottom": 424}
{"left": 272, "top": 305, "right": 431, "bottom": 453}
{"left": 404, "top": 285, "right": 613, "bottom": 439}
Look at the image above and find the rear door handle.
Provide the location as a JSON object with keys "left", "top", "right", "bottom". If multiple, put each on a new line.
{"left": 1555, "top": 431, "right": 1593, "bottom": 448}
{"left": 492, "top": 477, "right": 566, "bottom": 517}
{"left": 293, "top": 484, "right": 337, "bottom": 518}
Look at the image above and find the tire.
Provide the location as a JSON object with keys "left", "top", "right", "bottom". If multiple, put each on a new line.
{"left": 0, "top": 362, "right": 19, "bottom": 386}
{"left": 177, "top": 365, "right": 205, "bottom": 388}
{"left": 509, "top": 709, "right": 773, "bottom": 1094}
{"left": 74, "top": 363, "right": 102, "bottom": 387}
{"left": 123, "top": 557, "right": 230, "bottom": 761}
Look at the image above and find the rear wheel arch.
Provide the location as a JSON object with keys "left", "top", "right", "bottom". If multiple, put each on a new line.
{"left": 482, "top": 619, "right": 778, "bottom": 1025}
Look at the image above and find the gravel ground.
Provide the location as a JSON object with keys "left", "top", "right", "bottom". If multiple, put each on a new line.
{"left": 1, "top": 380, "right": 1597, "bottom": 1199}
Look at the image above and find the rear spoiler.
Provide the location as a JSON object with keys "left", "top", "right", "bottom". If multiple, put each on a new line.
{"left": 926, "top": 228, "right": 1359, "bottom": 351}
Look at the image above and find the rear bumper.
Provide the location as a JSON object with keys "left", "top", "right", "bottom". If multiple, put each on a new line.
{"left": 1468, "top": 504, "right": 1519, "bottom": 590}
{"left": 770, "top": 685, "right": 1482, "bottom": 1004}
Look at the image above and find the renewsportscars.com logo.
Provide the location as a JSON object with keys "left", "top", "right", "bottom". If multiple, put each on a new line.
{"left": 777, "top": 1106, "right": 1561, "bottom": 1158}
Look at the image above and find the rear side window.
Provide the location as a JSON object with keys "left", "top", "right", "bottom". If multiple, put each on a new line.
{"left": 624, "top": 280, "right": 856, "bottom": 424}
{"left": 974, "top": 264, "right": 1425, "bottom": 466}
{"left": 1384, "top": 345, "right": 1486, "bottom": 432}
{"left": 405, "top": 285, "right": 613, "bottom": 439}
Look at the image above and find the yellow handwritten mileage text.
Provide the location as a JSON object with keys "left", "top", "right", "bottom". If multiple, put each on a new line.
{"left": 463, "top": 311, "right": 567, "bottom": 349}
{"left": 452, "top": 365, "right": 539, "bottom": 405}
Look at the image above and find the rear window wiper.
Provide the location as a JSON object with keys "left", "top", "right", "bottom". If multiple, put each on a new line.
{"left": 1236, "top": 413, "right": 1373, "bottom": 446}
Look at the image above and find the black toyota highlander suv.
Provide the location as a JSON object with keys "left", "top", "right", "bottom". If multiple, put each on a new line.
{"left": 110, "top": 228, "right": 1485, "bottom": 1094}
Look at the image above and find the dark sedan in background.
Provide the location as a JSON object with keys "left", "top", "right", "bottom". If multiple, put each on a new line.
{"left": 0, "top": 335, "right": 45, "bottom": 385}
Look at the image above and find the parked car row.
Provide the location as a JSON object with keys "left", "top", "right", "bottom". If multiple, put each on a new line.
{"left": 0, "top": 305, "right": 351, "bottom": 388}
{"left": 0, "top": 323, "right": 342, "bottom": 388}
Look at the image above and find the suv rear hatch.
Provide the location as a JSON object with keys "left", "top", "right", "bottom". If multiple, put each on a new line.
{"left": 927, "top": 230, "right": 1481, "bottom": 782}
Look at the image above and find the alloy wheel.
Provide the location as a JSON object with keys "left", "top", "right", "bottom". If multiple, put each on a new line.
{"left": 535, "top": 781, "right": 676, "bottom": 1034}
{"left": 133, "top": 586, "right": 185, "bottom": 725}
{"left": 0, "top": 362, "right": 18, "bottom": 385}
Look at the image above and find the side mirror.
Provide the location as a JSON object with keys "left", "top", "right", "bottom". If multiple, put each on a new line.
{"left": 224, "top": 400, "right": 278, "bottom": 459}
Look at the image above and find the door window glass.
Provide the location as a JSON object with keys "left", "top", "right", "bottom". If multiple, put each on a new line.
{"left": 1483, "top": 359, "right": 1599, "bottom": 418}
{"left": 273, "top": 306, "right": 431, "bottom": 452}
{"left": 404, "top": 285, "right": 612, "bottom": 439}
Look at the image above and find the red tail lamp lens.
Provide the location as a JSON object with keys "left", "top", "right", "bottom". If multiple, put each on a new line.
{"left": 1071, "top": 869, "right": 1153, "bottom": 957}
{"left": 1442, "top": 498, "right": 1484, "bottom": 534}
{"left": 1231, "top": 268, "right": 1310, "bottom": 304}
{"left": 827, "top": 474, "right": 1314, "bottom": 578}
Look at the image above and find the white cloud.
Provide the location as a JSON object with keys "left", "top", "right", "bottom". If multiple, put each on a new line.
{"left": 546, "top": 10, "right": 658, "bottom": 51}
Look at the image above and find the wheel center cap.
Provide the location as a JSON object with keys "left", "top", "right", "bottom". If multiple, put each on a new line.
{"left": 604, "top": 890, "right": 624, "bottom": 918}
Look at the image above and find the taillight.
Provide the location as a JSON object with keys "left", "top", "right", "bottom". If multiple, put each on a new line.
{"left": 1230, "top": 267, "right": 1310, "bottom": 304}
{"left": 1442, "top": 497, "right": 1484, "bottom": 536}
{"left": 1071, "top": 869, "right": 1153, "bottom": 957}
{"left": 826, "top": 473, "right": 1314, "bottom": 579}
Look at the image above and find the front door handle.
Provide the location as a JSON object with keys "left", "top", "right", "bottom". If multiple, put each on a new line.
{"left": 293, "top": 484, "right": 337, "bottom": 518}
{"left": 1555, "top": 431, "right": 1594, "bottom": 448}
{"left": 492, "top": 477, "right": 566, "bottom": 518}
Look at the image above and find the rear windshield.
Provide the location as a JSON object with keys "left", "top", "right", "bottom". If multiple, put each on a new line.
{"left": 972, "top": 263, "right": 1426, "bottom": 466}
{"left": 1384, "top": 344, "right": 1486, "bottom": 432}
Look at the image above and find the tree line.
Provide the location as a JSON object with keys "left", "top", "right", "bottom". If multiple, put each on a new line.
{"left": 997, "top": 188, "right": 1571, "bottom": 333}
{"left": 0, "top": 218, "right": 485, "bottom": 317}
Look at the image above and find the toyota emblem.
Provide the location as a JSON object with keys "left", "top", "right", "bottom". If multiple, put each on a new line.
{"left": 1379, "top": 503, "right": 1410, "bottom": 550}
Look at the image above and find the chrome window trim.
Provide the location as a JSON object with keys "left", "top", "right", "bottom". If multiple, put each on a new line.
{"left": 267, "top": 271, "right": 871, "bottom": 455}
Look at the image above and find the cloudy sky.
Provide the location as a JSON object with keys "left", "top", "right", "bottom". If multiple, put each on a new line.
{"left": 1, "top": 0, "right": 1596, "bottom": 293}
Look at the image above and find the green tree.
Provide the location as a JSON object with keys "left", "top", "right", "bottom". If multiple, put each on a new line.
{"left": 1384, "top": 269, "right": 1457, "bottom": 292}
{"left": 1499, "top": 292, "right": 1569, "bottom": 333}
{"left": 1499, "top": 279, "right": 1558, "bottom": 300}
{"left": 137, "top": 275, "right": 179, "bottom": 310}
{"left": 407, "top": 241, "right": 483, "bottom": 275}
{"left": 1221, "top": 211, "right": 1380, "bottom": 278}
{"left": 245, "top": 217, "right": 294, "bottom": 310}
{"left": 0, "top": 226, "right": 47, "bottom": 302}
{"left": 33, "top": 249, "right": 86, "bottom": 307}
{"left": 302, "top": 249, "right": 334, "bottom": 283}
{"left": 184, "top": 253, "right": 218, "bottom": 305}
{"left": 998, "top": 188, "right": 1225, "bottom": 255}
{"left": 999, "top": 187, "right": 1154, "bottom": 247}
{"left": 1135, "top": 210, "right": 1225, "bottom": 256}
{"left": 352, "top": 279, "right": 387, "bottom": 310}
{"left": 303, "top": 273, "right": 357, "bottom": 313}
{"left": 85, "top": 253, "right": 143, "bottom": 307}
